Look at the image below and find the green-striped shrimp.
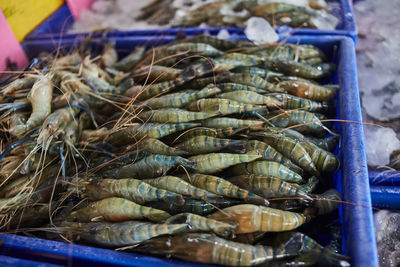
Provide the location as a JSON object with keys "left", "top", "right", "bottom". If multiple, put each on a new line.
{"left": 245, "top": 140, "right": 303, "bottom": 174}
{"left": 106, "top": 123, "right": 200, "bottom": 145}
{"left": 113, "top": 46, "right": 146, "bottom": 71}
{"left": 0, "top": 75, "right": 36, "bottom": 101}
{"left": 228, "top": 175, "right": 313, "bottom": 204}
{"left": 101, "top": 43, "right": 118, "bottom": 67}
{"left": 182, "top": 173, "right": 269, "bottom": 206}
{"left": 166, "top": 42, "right": 224, "bottom": 57}
{"left": 252, "top": 3, "right": 313, "bottom": 20}
{"left": 81, "top": 61, "right": 117, "bottom": 90}
{"left": 147, "top": 197, "right": 244, "bottom": 216}
{"left": 219, "top": 53, "right": 263, "bottom": 64}
{"left": 278, "top": 80, "right": 337, "bottom": 102}
{"left": 138, "top": 138, "right": 189, "bottom": 156}
{"left": 300, "top": 140, "right": 339, "bottom": 173}
{"left": 217, "top": 90, "right": 281, "bottom": 108}
{"left": 165, "top": 213, "right": 237, "bottom": 238}
{"left": 67, "top": 197, "right": 170, "bottom": 222}
{"left": 216, "top": 83, "right": 266, "bottom": 93}
{"left": 260, "top": 232, "right": 350, "bottom": 267}
{"left": 189, "top": 152, "right": 261, "bottom": 174}
{"left": 298, "top": 176, "right": 319, "bottom": 193}
{"left": 37, "top": 105, "right": 80, "bottom": 145}
{"left": 267, "top": 93, "right": 328, "bottom": 113}
{"left": 210, "top": 204, "right": 307, "bottom": 234}
{"left": 91, "top": 150, "right": 150, "bottom": 175}
{"left": 189, "top": 73, "right": 283, "bottom": 92}
{"left": 53, "top": 71, "right": 91, "bottom": 96}
{"left": 306, "top": 135, "right": 339, "bottom": 152}
{"left": 124, "top": 77, "right": 194, "bottom": 101}
{"left": 7, "top": 203, "right": 52, "bottom": 230}
{"left": 133, "top": 65, "right": 183, "bottom": 83}
{"left": 187, "top": 98, "right": 263, "bottom": 116}
{"left": 302, "top": 57, "right": 323, "bottom": 66}
{"left": 229, "top": 161, "right": 304, "bottom": 184}
{"left": 142, "top": 85, "right": 221, "bottom": 109}
{"left": 84, "top": 178, "right": 184, "bottom": 204}
{"left": 176, "top": 126, "right": 248, "bottom": 142}
{"left": 134, "top": 233, "right": 303, "bottom": 266}
{"left": 9, "top": 111, "right": 28, "bottom": 136}
{"left": 267, "top": 126, "right": 339, "bottom": 152}
{"left": 176, "top": 135, "right": 246, "bottom": 154}
{"left": 217, "top": 73, "right": 284, "bottom": 93}
{"left": 202, "top": 117, "right": 263, "bottom": 129}
{"left": 181, "top": 58, "right": 252, "bottom": 78}
{"left": 311, "top": 189, "right": 342, "bottom": 215}
{"left": 231, "top": 66, "right": 283, "bottom": 81}
{"left": 144, "top": 176, "right": 216, "bottom": 199}
{"left": 137, "top": 108, "right": 215, "bottom": 123}
{"left": 64, "top": 220, "right": 188, "bottom": 247}
{"left": 12, "top": 73, "right": 54, "bottom": 136}
{"left": 118, "top": 154, "right": 196, "bottom": 179}
{"left": 0, "top": 98, "right": 29, "bottom": 120}
{"left": 246, "top": 43, "right": 323, "bottom": 61}
{"left": 267, "top": 110, "right": 335, "bottom": 136}
{"left": 258, "top": 132, "right": 320, "bottom": 177}
{"left": 266, "top": 59, "right": 333, "bottom": 80}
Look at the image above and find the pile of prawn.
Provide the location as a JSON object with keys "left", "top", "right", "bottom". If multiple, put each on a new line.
{"left": 139, "top": 0, "right": 339, "bottom": 30}
{"left": 0, "top": 35, "right": 349, "bottom": 266}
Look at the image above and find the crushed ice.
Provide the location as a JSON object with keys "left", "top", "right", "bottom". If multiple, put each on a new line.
{"left": 69, "top": 0, "right": 338, "bottom": 33}
{"left": 364, "top": 125, "right": 400, "bottom": 167}
{"left": 355, "top": 0, "right": 400, "bottom": 168}
{"left": 374, "top": 210, "right": 400, "bottom": 267}
{"left": 245, "top": 17, "right": 278, "bottom": 45}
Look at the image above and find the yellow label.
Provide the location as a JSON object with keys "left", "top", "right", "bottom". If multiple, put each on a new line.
{"left": 0, "top": 0, "right": 64, "bottom": 41}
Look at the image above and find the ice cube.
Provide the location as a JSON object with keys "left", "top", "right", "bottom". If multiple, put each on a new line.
{"left": 309, "top": 11, "right": 339, "bottom": 30}
{"left": 245, "top": 17, "right": 278, "bottom": 45}
{"left": 217, "top": 29, "right": 230, "bottom": 40}
{"left": 364, "top": 125, "right": 400, "bottom": 167}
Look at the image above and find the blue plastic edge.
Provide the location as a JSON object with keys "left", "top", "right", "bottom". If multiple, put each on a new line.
{"left": 0, "top": 233, "right": 209, "bottom": 267}
{"left": 370, "top": 186, "right": 400, "bottom": 209}
{"left": 7, "top": 35, "right": 376, "bottom": 267}
{"left": 337, "top": 36, "right": 377, "bottom": 267}
{"left": 25, "top": 0, "right": 357, "bottom": 41}
{"left": 0, "top": 254, "right": 59, "bottom": 267}
{"left": 369, "top": 170, "right": 400, "bottom": 186}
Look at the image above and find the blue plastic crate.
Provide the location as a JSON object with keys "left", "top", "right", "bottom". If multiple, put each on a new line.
{"left": 5, "top": 35, "right": 375, "bottom": 266}
{"left": 370, "top": 186, "right": 400, "bottom": 209}
{"left": 25, "top": 0, "right": 357, "bottom": 41}
{"left": 0, "top": 255, "right": 59, "bottom": 267}
{"left": 369, "top": 170, "right": 400, "bottom": 186}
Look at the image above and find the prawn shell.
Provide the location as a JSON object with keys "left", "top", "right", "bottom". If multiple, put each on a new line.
{"left": 74, "top": 221, "right": 188, "bottom": 247}
{"left": 189, "top": 152, "right": 261, "bottom": 174}
{"left": 144, "top": 176, "right": 216, "bottom": 199}
{"left": 68, "top": 197, "right": 170, "bottom": 222}
{"left": 230, "top": 161, "right": 304, "bottom": 184}
{"left": 85, "top": 178, "right": 183, "bottom": 204}
{"left": 210, "top": 204, "right": 307, "bottom": 234}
